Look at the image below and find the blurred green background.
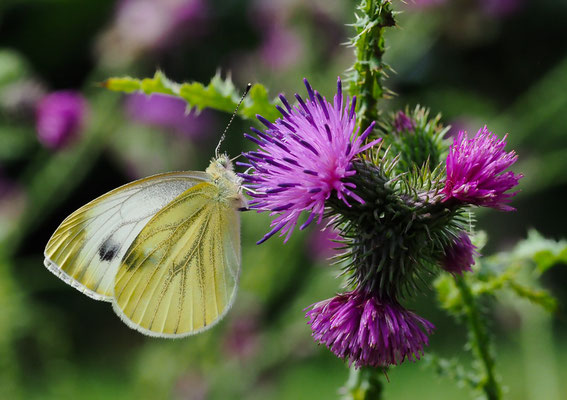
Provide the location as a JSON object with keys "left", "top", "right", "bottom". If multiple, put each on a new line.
{"left": 0, "top": 0, "right": 566, "bottom": 399}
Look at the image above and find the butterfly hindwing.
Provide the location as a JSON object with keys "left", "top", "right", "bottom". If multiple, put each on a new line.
{"left": 112, "top": 181, "right": 241, "bottom": 337}
{"left": 44, "top": 172, "right": 209, "bottom": 301}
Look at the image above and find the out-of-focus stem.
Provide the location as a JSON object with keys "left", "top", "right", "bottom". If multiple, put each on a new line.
{"left": 454, "top": 275, "right": 501, "bottom": 400}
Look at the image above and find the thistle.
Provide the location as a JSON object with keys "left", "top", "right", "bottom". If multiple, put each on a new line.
{"left": 243, "top": 77, "right": 521, "bottom": 369}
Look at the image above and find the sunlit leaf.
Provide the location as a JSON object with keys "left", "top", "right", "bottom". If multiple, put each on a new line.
{"left": 102, "top": 71, "right": 280, "bottom": 122}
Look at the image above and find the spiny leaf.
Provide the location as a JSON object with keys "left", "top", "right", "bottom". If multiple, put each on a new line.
{"left": 102, "top": 71, "right": 280, "bottom": 122}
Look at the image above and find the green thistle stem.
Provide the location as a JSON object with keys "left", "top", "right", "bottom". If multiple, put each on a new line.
{"left": 454, "top": 275, "right": 502, "bottom": 400}
{"left": 342, "top": 366, "right": 385, "bottom": 400}
{"left": 349, "top": 0, "right": 395, "bottom": 132}
{"left": 339, "top": 0, "right": 397, "bottom": 394}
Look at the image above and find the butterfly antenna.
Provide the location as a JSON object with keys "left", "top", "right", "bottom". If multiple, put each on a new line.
{"left": 215, "top": 83, "right": 252, "bottom": 158}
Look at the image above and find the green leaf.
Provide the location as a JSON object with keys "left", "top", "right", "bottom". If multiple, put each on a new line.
{"left": 508, "top": 282, "right": 557, "bottom": 313}
{"left": 102, "top": 71, "right": 280, "bottom": 122}
{"left": 510, "top": 230, "right": 567, "bottom": 273}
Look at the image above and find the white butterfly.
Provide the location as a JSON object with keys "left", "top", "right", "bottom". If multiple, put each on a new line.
{"left": 44, "top": 155, "right": 246, "bottom": 338}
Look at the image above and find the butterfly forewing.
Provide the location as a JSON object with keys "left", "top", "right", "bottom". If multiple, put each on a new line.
{"left": 112, "top": 181, "right": 241, "bottom": 337}
{"left": 44, "top": 172, "right": 209, "bottom": 301}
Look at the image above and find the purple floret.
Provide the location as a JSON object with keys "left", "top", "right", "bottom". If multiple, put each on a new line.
{"left": 443, "top": 126, "right": 522, "bottom": 211}
{"left": 442, "top": 231, "right": 479, "bottom": 275}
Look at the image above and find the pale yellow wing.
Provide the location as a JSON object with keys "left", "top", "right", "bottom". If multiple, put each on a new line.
{"left": 44, "top": 171, "right": 209, "bottom": 301}
{"left": 112, "top": 181, "right": 241, "bottom": 338}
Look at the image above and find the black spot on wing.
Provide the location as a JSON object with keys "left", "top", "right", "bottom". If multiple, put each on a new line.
{"left": 99, "top": 238, "right": 119, "bottom": 262}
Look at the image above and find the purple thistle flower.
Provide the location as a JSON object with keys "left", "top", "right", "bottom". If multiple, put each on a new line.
{"left": 242, "top": 77, "right": 381, "bottom": 244}
{"left": 393, "top": 111, "right": 415, "bottom": 133}
{"left": 36, "top": 90, "right": 87, "bottom": 149}
{"left": 442, "top": 231, "right": 479, "bottom": 275}
{"left": 305, "top": 290, "right": 435, "bottom": 368}
{"left": 443, "top": 126, "right": 522, "bottom": 211}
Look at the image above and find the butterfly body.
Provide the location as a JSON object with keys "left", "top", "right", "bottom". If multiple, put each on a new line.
{"left": 44, "top": 155, "right": 245, "bottom": 338}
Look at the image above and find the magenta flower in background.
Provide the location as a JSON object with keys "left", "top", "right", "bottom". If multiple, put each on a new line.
{"left": 115, "top": 0, "right": 207, "bottom": 49}
{"left": 259, "top": 26, "right": 303, "bottom": 71}
{"left": 125, "top": 93, "right": 214, "bottom": 139}
{"left": 247, "top": 0, "right": 303, "bottom": 72}
{"left": 442, "top": 231, "right": 479, "bottom": 275}
{"left": 393, "top": 111, "right": 415, "bottom": 133}
{"left": 306, "top": 290, "right": 435, "bottom": 368}
{"left": 308, "top": 226, "right": 342, "bottom": 262}
{"left": 96, "top": 0, "right": 208, "bottom": 67}
{"left": 442, "top": 126, "right": 522, "bottom": 211}
{"left": 241, "top": 77, "right": 380, "bottom": 244}
{"left": 36, "top": 91, "right": 87, "bottom": 149}
{"left": 479, "top": 0, "right": 524, "bottom": 17}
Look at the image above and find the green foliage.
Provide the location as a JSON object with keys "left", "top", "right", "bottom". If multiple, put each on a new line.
{"left": 509, "top": 230, "right": 567, "bottom": 274}
{"left": 103, "top": 71, "right": 281, "bottom": 122}
{"left": 433, "top": 229, "right": 564, "bottom": 399}
{"left": 436, "top": 230, "right": 561, "bottom": 315}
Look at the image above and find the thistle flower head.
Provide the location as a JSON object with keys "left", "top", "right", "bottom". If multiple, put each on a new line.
{"left": 36, "top": 90, "right": 87, "bottom": 149}
{"left": 442, "top": 231, "right": 478, "bottom": 275}
{"left": 443, "top": 126, "right": 522, "bottom": 211}
{"left": 305, "top": 289, "right": 434, "bottom": 368}
{"left": 241, "top": 77, "right": 380, "bottom": 244}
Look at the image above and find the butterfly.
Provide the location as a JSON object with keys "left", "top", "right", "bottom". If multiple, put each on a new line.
{"left": 44, "top": 154, "right": 246, "bottom": 338}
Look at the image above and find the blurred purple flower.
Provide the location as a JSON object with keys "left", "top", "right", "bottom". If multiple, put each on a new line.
{"left": 223, "top": 313, "right": 260, "bottom": 360}
{"left": 443, "top": 126, "right": 522, "bottom": 211}
{"left": 393, "top": 111, "right": 415, "bottom": 133}
{"left": 479, "top": 0, "right": 524, "bottom": 17}
{"left": 36, "top": 90, "right": 87, "bottom": 149}
{"left": 259, "top": 26, "right": 303, "bottom": 71}
{"left": 125, "top": 93, "right": 214, "bottom": 139}
{"left": 116, "top": 0, "right": 207, "bottom": 48}
{"left": 308, "top": 226, "right": 341, "bottom": 262}
{"left": 305, "top": 289, "right": 435, "bottom": 368}
{"left": 241, "top": 77, "right": 380, "bottom": 244}
{"left": 248, "top": 0, "right": 303, "bottom": 72}
{"left": 174, "top": 372, "right": 208, "bottom": 400}
{"left": 442, "top": 231, "right": 478, "bottom": 275}
{"left": 97, "top": 0, "right": 208, "bottom": 66}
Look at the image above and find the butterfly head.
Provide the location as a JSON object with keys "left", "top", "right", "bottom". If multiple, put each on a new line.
{"left": 206, "top": 154, "right": 246, "bottom": 208}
